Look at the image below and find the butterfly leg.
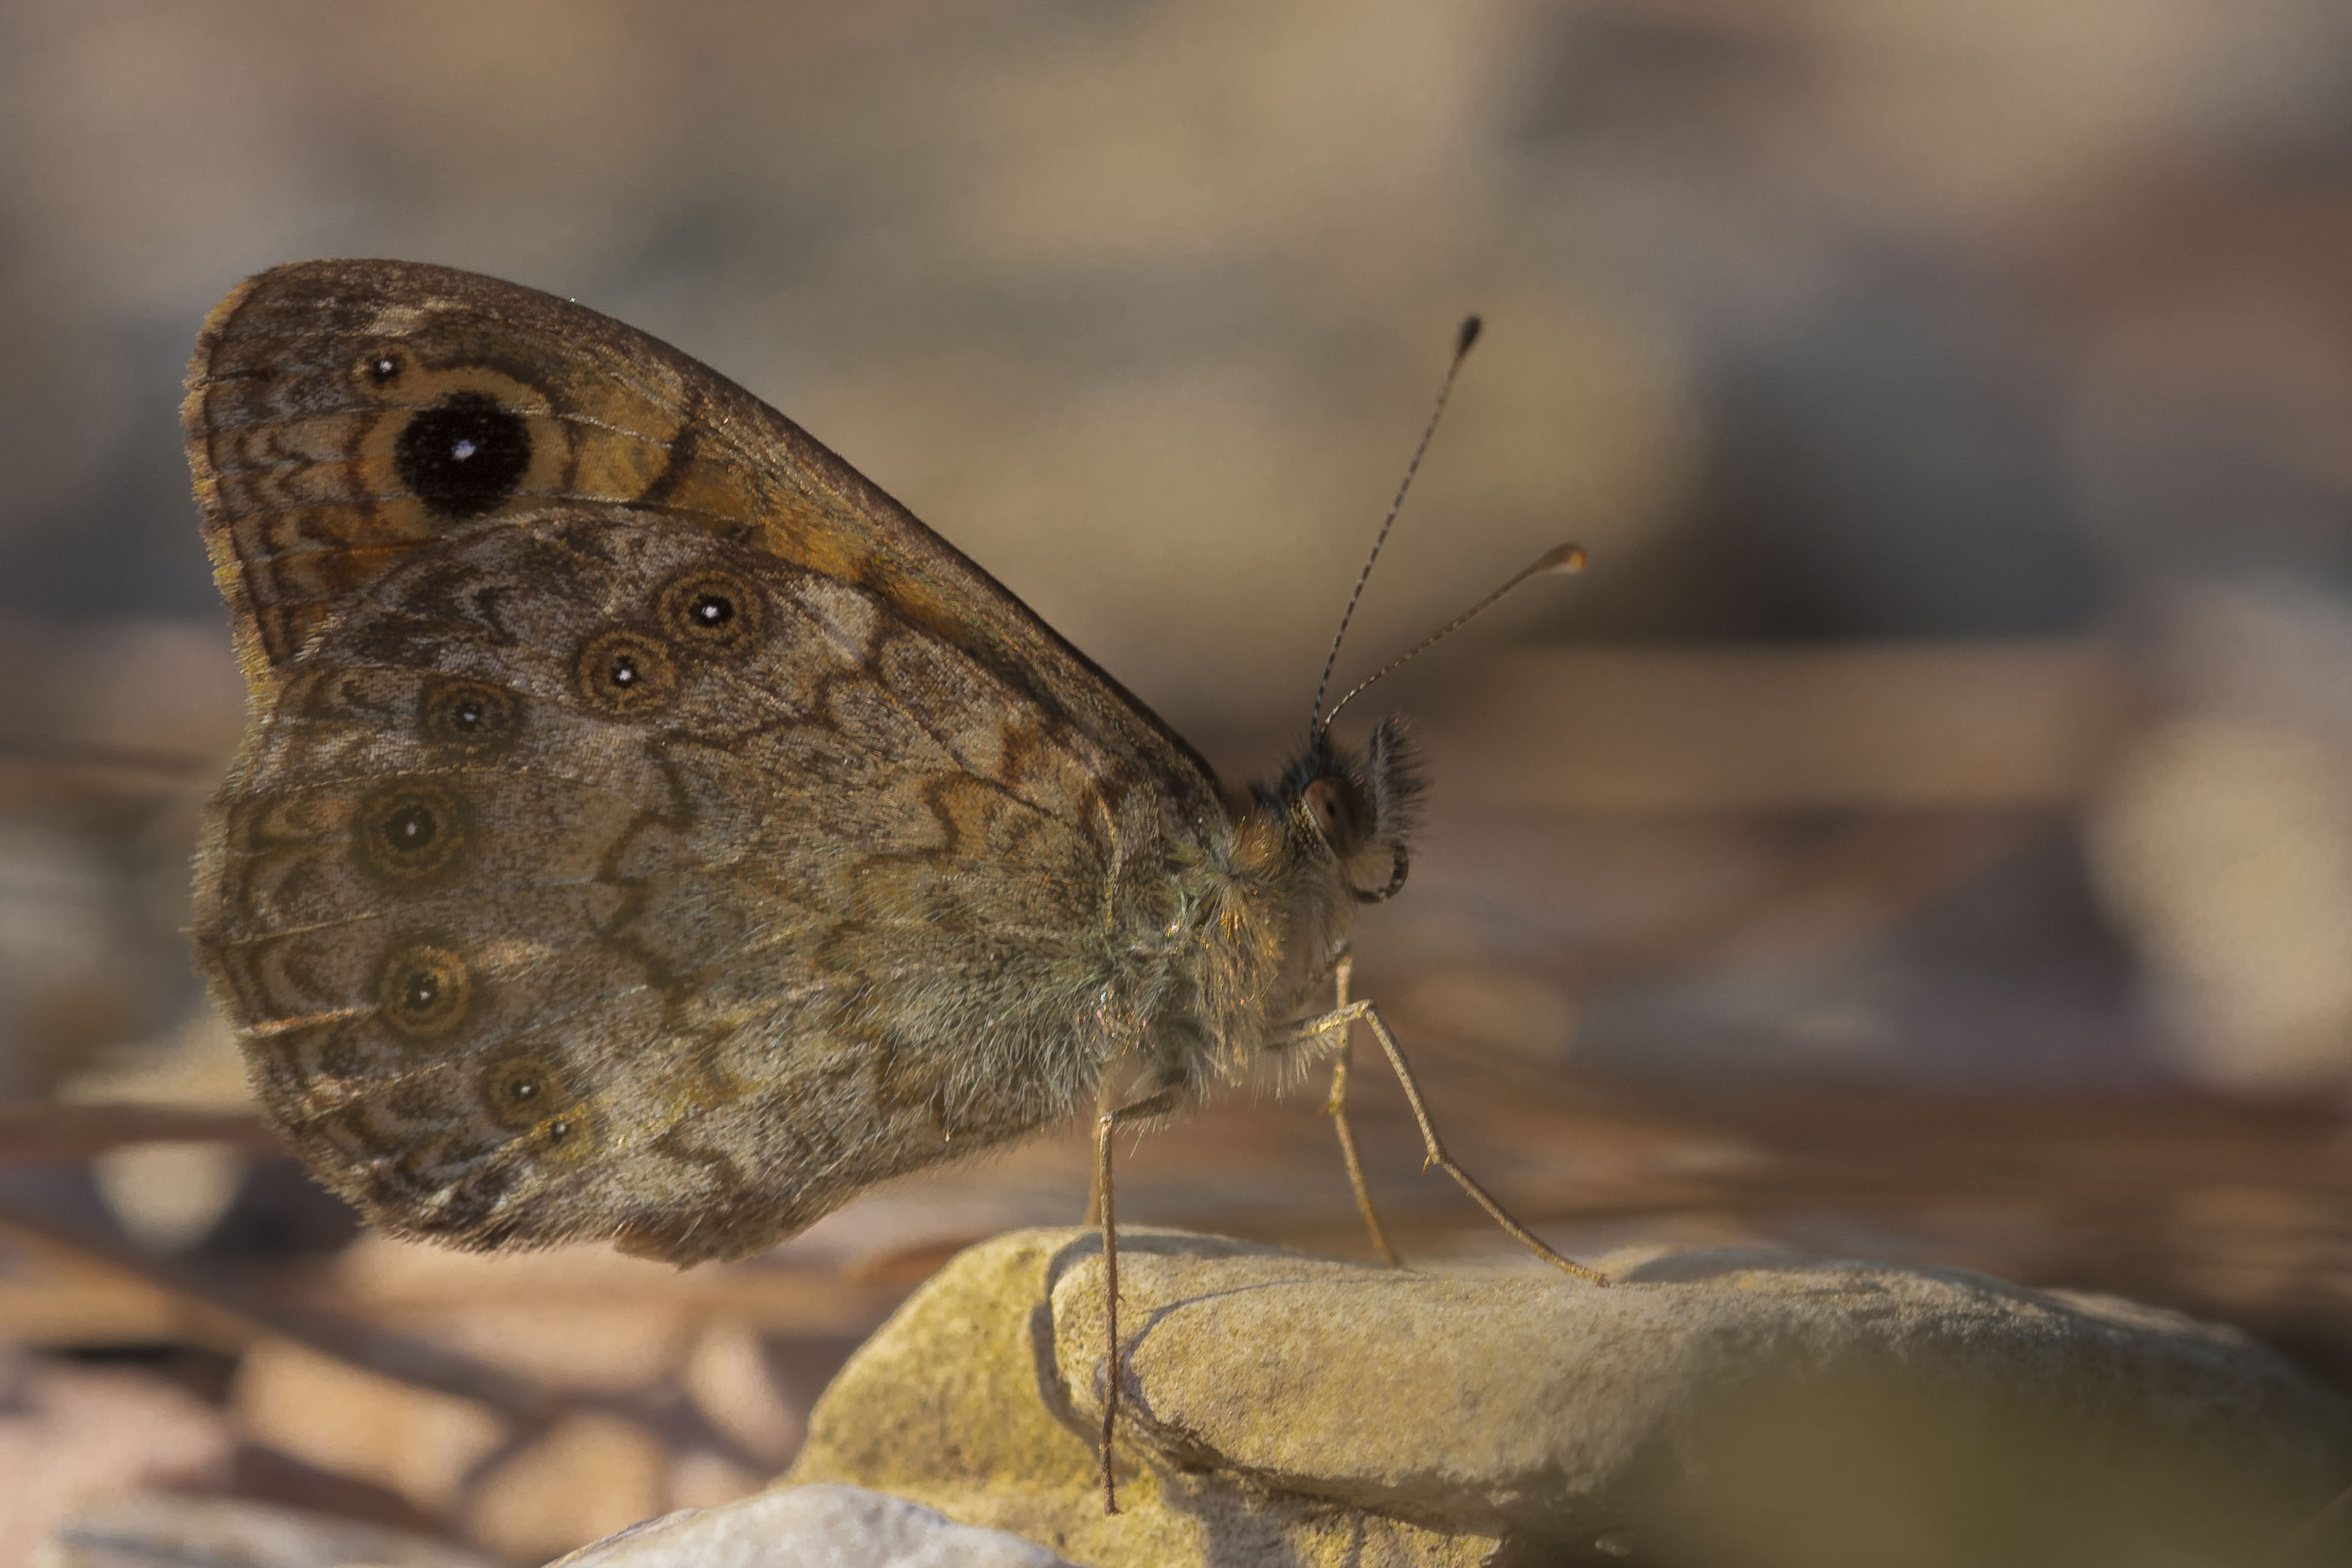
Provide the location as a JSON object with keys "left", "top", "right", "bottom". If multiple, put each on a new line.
{"left": 1282, "top": 998, "right": 1610, "bottom": 1288}
{"left": 1321, "top": 957, "right": 1402, "bottom": 1265}
{"left": 1094, "top": 1083, "right": 1183, "bottom": 1516}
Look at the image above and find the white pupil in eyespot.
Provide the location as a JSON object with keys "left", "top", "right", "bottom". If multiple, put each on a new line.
{"left": 450, "top": 438, "right": 478, "bottom": 461}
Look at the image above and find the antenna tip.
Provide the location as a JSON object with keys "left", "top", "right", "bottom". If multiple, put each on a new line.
{"left": 1542, "top": 542, "right": 1589, "bottom": 575}
{"left": 1455, "top": 316, "right": 1483, "bottom": 355}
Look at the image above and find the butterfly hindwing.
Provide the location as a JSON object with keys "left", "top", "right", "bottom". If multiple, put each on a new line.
{"left": 196, "top": 507, "right": 1160, "bottom": 1261}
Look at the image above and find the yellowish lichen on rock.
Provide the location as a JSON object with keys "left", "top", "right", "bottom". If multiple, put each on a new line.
{"left": 789, "top": 1227, "right": 2352, "bottom": 1567}
{"left": 785, "top": 1228, "right": 1495, "bottom": 1567}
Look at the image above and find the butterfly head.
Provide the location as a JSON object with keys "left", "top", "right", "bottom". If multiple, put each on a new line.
{"left": 1270, "top": 717, "right": 1423, "bottom": 904}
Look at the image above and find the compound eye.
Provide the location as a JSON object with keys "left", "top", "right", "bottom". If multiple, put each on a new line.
{"left": 1302, "top": 776, "right": 1357, "bottom": 851}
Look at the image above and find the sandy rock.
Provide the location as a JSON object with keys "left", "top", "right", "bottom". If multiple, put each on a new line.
{"left": 551, "top": 1484, "right": 1073, "bottom": 1566}
{"left": 788, "top": 1227, "right": 2352, "bottom": 1567}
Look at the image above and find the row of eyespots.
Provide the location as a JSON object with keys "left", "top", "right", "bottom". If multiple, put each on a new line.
{"left": 322, "top": 547, "right": 781, "bottom": 1162}
{"left": 346, "top": 760, "right": 588, "bottom": 1147}
{"left": 371, "top": 938, "right": 583, "bottom": 1146}
{"left": 353, "top": 560, "right": 773, "bottom": 886}
{"left": 573, "top": 564, "right": 768, "bottom": 716}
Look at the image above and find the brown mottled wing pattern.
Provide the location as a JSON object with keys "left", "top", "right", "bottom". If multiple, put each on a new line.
{"left": 185, "top": 261, "right": 1219, "bottom": 1263}
{"left": 198, "top": 512, "right": 1157, "bottom": 1261}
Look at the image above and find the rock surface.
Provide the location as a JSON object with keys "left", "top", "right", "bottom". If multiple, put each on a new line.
{"left": 37, "top": 1492, "right": 499, "bottom": 1568}
{"left": 552, "top": 1484, "right": 1074, "bottom": 1567}
{"left": 786, "top": 1227, "right": 2352, "bottom": 1567}
{"left": 4, "top": 1350, "right": 239, "bottom": 1561}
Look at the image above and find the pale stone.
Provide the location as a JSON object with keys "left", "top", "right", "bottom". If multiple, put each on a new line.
{"left": 667, "top": 1447, "right": 771, "bottom": 1512}
{"left": 36, "top": 1492, "right": 497, "bottom": 1568}
{"left": 2, "top": 1353, "right": 236, "bottom": 1561}
{"left": 551, "top": 1483, "right": 1072, "bottom": 1567}
{"left": 231, "top": 1338, "right": 505, "bottom": 1516}
{"left": 468, "top": 1411, "right": 672, "bottom": 1564}
{"left": 788, "top": 1227, "right": 2352, "bottom": 1567}
{"left": 87, "top": 1141, "right": 244, "bottom": 1252}
{"left": 684, "top": 1321, "right": 803, "bottom": 1459}
{"left": 334, "top": 1238, "right": 693, "bottom": 1396}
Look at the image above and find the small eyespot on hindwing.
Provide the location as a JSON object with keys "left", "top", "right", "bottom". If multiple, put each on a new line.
{"left": 373, "top": 941, "right": 474, "bottom": 1040}
{"left": 483, "top": 1055, "right": 562, "bottom": 1131}
{"left": 418, "top": 676, "right": 522, "bottom": 756}
{"left": 655, "top": 566, "right": 766, "bottom": 655}
{"left": 354, "top": 781, "right": 468, "bottom": 884}
{"left": 574, "top": 627, "right": 679, "bottom": 715}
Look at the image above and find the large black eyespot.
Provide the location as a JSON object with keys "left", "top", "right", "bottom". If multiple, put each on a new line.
{"left": 374, "top": 941, "right": 474, "bottom": 1040}
{"left": 355, "top": 782, "right": 467, "bottom": 882}
{"left": 394, "top": 391, "right": 532, "bottom": 519}
{"left": 574, "top": 627, "right": 678, "bottom": 714}
{"left": 419, "top": 677, "right": 521, "bottom": 756}
{"left": 655, "top": 567, "right": 765, "bottom": 654}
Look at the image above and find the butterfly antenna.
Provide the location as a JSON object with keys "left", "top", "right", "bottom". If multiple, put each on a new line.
{"left": 1309, "top": 316, "right": 1484, "bottom": 740}
{"left": 1320, "top": 543, "right": 1587, "bottom": 733}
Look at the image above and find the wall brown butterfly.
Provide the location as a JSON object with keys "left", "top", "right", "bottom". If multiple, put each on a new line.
{"left": 182, "top": 259, "right": 1602, "bottom": 1510}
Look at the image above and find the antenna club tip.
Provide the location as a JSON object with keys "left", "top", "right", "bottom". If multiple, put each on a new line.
{"left": 1456, "top": 316, "right": 1483, "bottom": 355}
{"left": 1543, "top": 543, "right": 1589, "bottom": 575}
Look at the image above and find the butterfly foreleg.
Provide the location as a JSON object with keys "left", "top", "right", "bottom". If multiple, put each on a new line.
{"left": 1269, "top": 957, "right": 1401, "bottom": 1267}
{"left": 1093, "top": 1079, "right": 1185, "bottom": 1516}
{"left": 1279, "top": 989, "right": 1611, "bottom": 1289}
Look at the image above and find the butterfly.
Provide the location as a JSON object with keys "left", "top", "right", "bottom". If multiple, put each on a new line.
{"left": 182, "top": 259, "right": 1602, "bottom": 1510}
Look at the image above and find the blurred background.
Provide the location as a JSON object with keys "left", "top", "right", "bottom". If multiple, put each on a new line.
{"left": 7, "top": 0, "right": 2352, "bottom": 1561}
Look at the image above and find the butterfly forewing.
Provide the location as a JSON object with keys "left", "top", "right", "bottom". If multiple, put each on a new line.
{"left": 184, "top": 259, "right": 1219, "bottom": 818}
